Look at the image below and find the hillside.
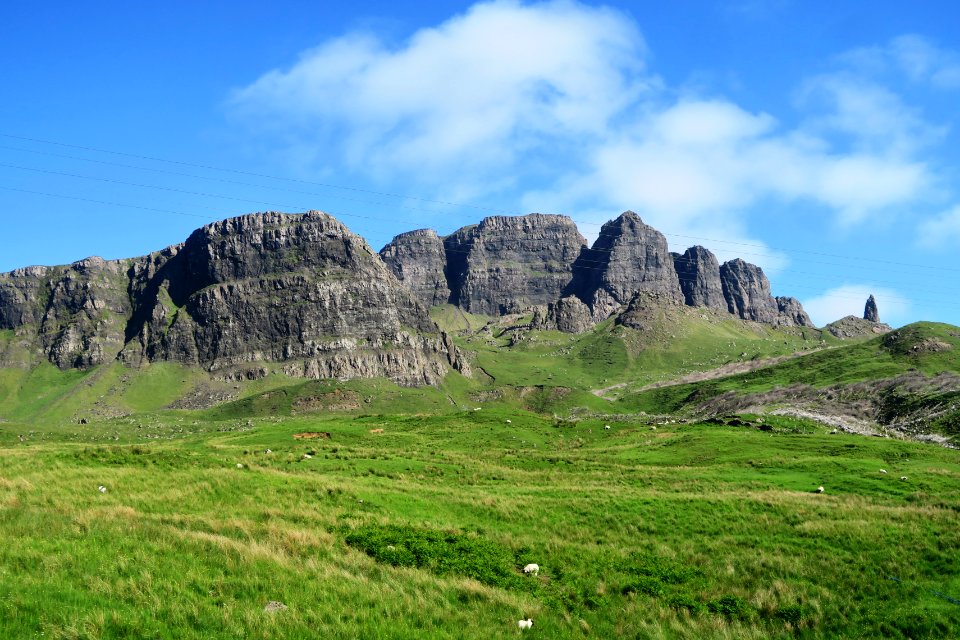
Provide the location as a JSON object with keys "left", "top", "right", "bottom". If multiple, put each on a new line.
{"left": 622, "top": 322, "right": 960, "bottom": 442}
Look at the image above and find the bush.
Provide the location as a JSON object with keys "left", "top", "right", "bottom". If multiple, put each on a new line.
{"left": 707, "top": 595, "right": 752, "bottom": 620}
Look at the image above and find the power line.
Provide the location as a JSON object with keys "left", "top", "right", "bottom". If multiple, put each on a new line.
{"left": 0, "top": 183, "right": 951, "bottom": 309}
{"left": 2, "top": 132, "right": 954, "bottom": 275}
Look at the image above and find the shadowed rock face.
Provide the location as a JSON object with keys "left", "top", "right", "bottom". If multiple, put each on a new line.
{"left": 1, "top": 212, "right": 462, "bottom": 385}
{"left": 379, "top": 229, "right": 450, "bottom": 308}
{"left": 865, "top": 295, "right": 880, "bottom": 322}
{"left": 719, "top": 259, "right": 780, "bottom": 323}
{"left": 568, "top": 211, "right": 682, "bottom": 319}
{"left": 443, "top": 214, "right": 586, "bottom": 315}
{"left": 673, "top": 246, "right": 725, "bottom": 310}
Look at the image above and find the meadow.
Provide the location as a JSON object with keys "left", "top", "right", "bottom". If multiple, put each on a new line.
{"left": 1, "top": 405, "right": 959, "bottom": 639}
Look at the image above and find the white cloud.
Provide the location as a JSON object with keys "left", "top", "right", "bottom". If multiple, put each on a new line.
{"left": 230, "top": 0, "right": 651, "bottom": 183}
{"left": 229, "top": 2, "right": 949, "bottom": 257}
{"left": 917, "top": 205, "right": 960, "bottom": 248}
{"left": 802, "top": 285, "right": 910, "bottom": 328}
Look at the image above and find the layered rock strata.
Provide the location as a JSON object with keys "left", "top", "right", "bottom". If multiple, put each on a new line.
{"left": 442, "top": 214, "right": 586, "bottom": 315}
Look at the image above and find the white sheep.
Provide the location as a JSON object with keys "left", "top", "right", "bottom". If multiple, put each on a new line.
{"left": 506, "top": 419, "right": 512, "bottom": 424}
{"left": 900, "top": 476, "right": 908, "bottom": 481}
{"left": 265, "top": 449, "right": 272, "bottom": 454}
{"left": 97, "top": 485, "right": 107, "bottom": 494}
{"left": 604, "top": 425, "right": 611, "bottom": 430}
{"left": 236, "top": 463, "right": 244, "bottom": 469}
{"left": 879, "top": 469, "right": 887, "bottom": 474}
{"left": 303, "top": 454, "right": 313, "bottom": 459}
{"left": 523, "top": 563, "right": 539, "bottom": 575}
{"left": 518, "top": 619, "right": 533, "bottom": 630}
{"left": 815, "top": 486, "right": 824, "bottom": 493}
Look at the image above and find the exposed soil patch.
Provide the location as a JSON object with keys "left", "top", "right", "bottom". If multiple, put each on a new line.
{"left": 293, "top": 432, "right": 331, "bottom": 440}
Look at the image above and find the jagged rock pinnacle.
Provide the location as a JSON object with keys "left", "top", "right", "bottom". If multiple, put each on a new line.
{"left": 864, "top": 295, "right": 879, "bottom": 323}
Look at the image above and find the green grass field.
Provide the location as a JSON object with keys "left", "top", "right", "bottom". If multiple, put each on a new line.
{"left": 1, "top": 319, "right": 959, "bottom": 638}
{"left": 1, "top": 408, "right": 959, "bottom": 638}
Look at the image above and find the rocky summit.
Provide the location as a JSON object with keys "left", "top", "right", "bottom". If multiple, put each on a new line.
{"left": 1, "top": 209, "right": 817, "bottom": 383}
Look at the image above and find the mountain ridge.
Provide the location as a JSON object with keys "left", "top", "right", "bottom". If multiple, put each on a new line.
{"left": 2, "top": 209, "right": 879, "bottom": 385}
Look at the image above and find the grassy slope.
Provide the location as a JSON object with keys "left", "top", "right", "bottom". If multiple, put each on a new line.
{"left": 622, "top": 322, "right": 960, "bottom": 414}
{"left": 1, "top": 412, "right": 958, "bottom": 639}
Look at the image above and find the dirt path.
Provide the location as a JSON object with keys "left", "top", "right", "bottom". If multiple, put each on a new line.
{"left": 591, "top": 349, "right": 820, "bottom": 400}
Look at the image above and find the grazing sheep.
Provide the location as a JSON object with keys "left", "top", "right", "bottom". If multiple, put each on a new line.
{"left": 815, "top": 486, "right": 824, "bottom": 493}
{"left": 506, "top": 419, "right": 512, "bottom": 424}
{"left": 523, "top": 563, "right": 539, "bottom": 575}
{"left": 879, "top": 469, "right": 887, "bottom": 474}
{"left": 303, "top": 454, "right": 312, "bottom": 459}
{"left": 236, "top": 463, "right": 243, "bottom": 469}
{"left": 604, "top": 425, "right": 611, "bottom": 430}
{"left": 900, "top": 476, "right": 908, "bottom": 481}
{"left": 97, "top": 485, "right": 107, "bottom": 493}
{"left": 265, "top": 449, "right": 272, "bottom": 454}
{"left": 518, "top": 619, "right": 533, "bottom": 630}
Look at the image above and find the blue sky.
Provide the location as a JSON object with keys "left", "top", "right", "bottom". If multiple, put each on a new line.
{"left": 3, "top": 0, "right": 960, "bottom": 327}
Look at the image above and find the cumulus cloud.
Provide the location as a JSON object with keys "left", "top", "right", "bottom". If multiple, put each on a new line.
{"left": 229, "top": 1, "right": 949, "bottom": 264}
{"left": 802, "top": 285, "right": 910, "bottom": 328}
{"left": 231, "top": 0, "right": 651, "bottom": 184}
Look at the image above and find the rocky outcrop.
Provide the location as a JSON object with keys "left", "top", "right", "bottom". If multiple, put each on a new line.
{"left": 530, "top": 296, "right": 593, "bottom": 334}
{"left": 378, "top": 229, "right": 450, "bottom": 308}
{"left": 0, "top": 258, "right": 132, "bottom": 368}
{"left": 718, "top": 259, "right": 814, "bottom": 327}
{"left": 568, "top": 211, "right": 683, "bottom": 319}
{"left": 826, "top": 316, "right": 892, "bottom": 339}
{"left": 1, "top": 211, "right": 463, "bottom": 386}
{"left": 673, "top": 246, "right": 725, "bottom": 309}
{"left": 126, "top": 212, "right": 460, "bottom": 385}
{"left": 864, "top": 295, "right": 879, "bottom": 322}
{"left": 443, "top": 214, "right": 586, "bottom": 315}
{"left": 719, "top": 259, "right": 780, "bottom": 323}
{"left": 775, "top": 296, "right": 814, "bottom": 328}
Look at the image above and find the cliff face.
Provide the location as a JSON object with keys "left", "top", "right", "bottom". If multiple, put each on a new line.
{"left": 0, "top": 258, "right": 131, "bottom": 368}
{"left": 1, "top": 212, "right": 462, "bottom": 386}
{"left": 719, "top": 258, "right": 781, "bottom": 324}
{"left": 717, "top": 259, "right": 815, "bottom": 328}
{"left": 568, "top": 211, "right": 683, "bottom": 319}
{"left": 443, "top": 214, "right": 586, "bottom": 315}
{"left": 379, "top": 229, "right": 450, "bottom": 308}
{"left": 673, "top": 246, "right": 725, "bottom": 310}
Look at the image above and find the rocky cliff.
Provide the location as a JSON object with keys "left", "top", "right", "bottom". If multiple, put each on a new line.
{"left": 567, "top": 211, "right": 683, "bottom": 320}
{"left": 379, "top": 229, "right": 450, "bottom": 308}
{"left": 718, "top": 259, "right": 814, "bottom": 327}
{"left": 2, "top": 209, "right": 819, "bottom": 382}
{"left": 1, "top": 212, "right": 463, "bottom": 385}
{"left": 442, "top": 214, "right": 586, "bottom": 315}
{"left": 673, "top": 245, "right": 725, "bottom": 310}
